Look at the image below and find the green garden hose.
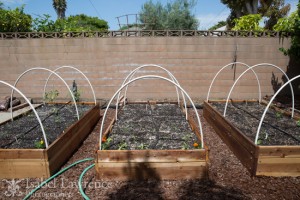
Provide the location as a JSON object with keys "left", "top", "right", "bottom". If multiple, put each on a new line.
{"left": 78, "top": 163, "right": 95, "bottom": 200}
{"left": 23, "top": 158, "right": 94, "bottom": 200}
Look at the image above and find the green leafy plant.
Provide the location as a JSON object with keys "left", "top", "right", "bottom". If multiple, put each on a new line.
{"left": 0, "top": 6, "right": 32, "bottom": 32}
{"left": 137, "top": 143, "right": 148, "bottom": 150}
{"left": 35, "top": 139, "right": 45, "bottom": 149}
{"left": 296, "top": 120, "right": 300, "bottom": 127}
{"left": 44, "top": 90, "right": 59, "bottom": 102}
{"left": 101, "top": 137, "right": 112, "bottom": 150}
{"left": 257, "top": 139, "right": 262, "bottom": 145}
{"left": 118, "top": 141, "right": 128, "bottom": 150}
{"left": 193, "top": 142, "right": 202, "bottom": 149}
{"left": 275, "top": 111, "right": 283, "bottom": 119}
{"left": 181, "top": 142, "right": 189, "bottom": 150}
{"left": 232, "top": 14, "right": 263, "bottom": 31}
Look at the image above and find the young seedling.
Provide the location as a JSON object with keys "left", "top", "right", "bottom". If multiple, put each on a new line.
{"left": 35, "top": 139, "right": 45, "bottom": 149}
{"left": 44, "top": 89, "right": 59, "bottom": 102}
{"left": 297, "top": 120, "right": 300, "bottom": 127}
{"left": 275, "top": 111, "right": 283, "bottom": 119}
{"left": 101, "top": 136, "right": 112, "bottom": 150}
{"left": 118, "top": 141, "right": 128, "bottom": 150}
{"left": 137, "top": 143, "right": 148, "bottom": 150}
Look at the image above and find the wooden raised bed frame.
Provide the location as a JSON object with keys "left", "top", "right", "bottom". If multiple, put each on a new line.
{"left": 0, "top": 102, "right": 100, "bottom": 178}
{"left": 203, "top": 100, "right": 300, "bottom": 177}
{"left": 96, "top": 101, "right": 208, "bottom": 180}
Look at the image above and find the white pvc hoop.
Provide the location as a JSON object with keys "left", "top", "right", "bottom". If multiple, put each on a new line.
{"left": 99, "top": 75, "right": 204, "bottom": 150}
{"left": 255, "top": 74, "right": 300, "bottom": 144}
{"left": 116, "top": 64, "right": 187, "bottom": 120}
{"left": 224, "top": 63, "right": 295, "bottom": 117}
{"left": 43, "top": 66, "right": 97, "bottom": 105}
{"left": 1, "top": 80, "right": 49, "bottom": 147}
{"left": 10, "top": 67, "right": 79, "bottom": 121}
{"left": 206, "top": 62, "right": 261, "bottom": 102}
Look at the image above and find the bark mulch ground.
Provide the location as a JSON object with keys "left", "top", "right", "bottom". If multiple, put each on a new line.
{"left": 0, "top": 108, "right": 300, "bottom": 199}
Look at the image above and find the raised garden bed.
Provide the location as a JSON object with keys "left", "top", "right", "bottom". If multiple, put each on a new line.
{"left": 0, "top": 102, "right": 100, "bottom": 178}
{"left": 96, "top": 101, "right": 208, "bottom": 180}
{"left": 204, "top": 100, "right": 300, "bottom": 177}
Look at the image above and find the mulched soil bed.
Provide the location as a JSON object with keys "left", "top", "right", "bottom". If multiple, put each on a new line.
{"left": 107, "top": 104, "right": 199, "bottom": 150}
{"left": 0, "top": 104, "right": 92, "bottom": 149}
{"left": 0, "top": 108, "right": 300, "bottom": 199}
{"left": 211, "top": 102, "right": 300, "bottom": 146}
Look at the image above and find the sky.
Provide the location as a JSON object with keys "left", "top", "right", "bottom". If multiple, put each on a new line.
{"left": 1, "top": 0, "right": 298, "bottom": 30}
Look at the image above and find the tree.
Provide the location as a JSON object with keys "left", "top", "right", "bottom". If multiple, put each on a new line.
{"left": 208, "top": 21, "right": 227, "bottom": 30}
{"left": 221, "top": 0, "right": 290, "bottom": 30}
{"left": 53, "top": 14, "right": 109, "bottom": 32}
{"left": 0, "top": 6, "right": 32, "bottom": 32}
{"left": 139, "top": 0, "right": 198, "bottom": 30}
{"left": 53, "top": 0, "right": 67, "bottom": 19}
{"left": 274, "top": 1, "right": 300, "bottom": 59}
{"left": 0, "top": 1, "right": 4, "bottom": 10}
{"left": 260, "top": 0, "right": 290, "bottom": 30}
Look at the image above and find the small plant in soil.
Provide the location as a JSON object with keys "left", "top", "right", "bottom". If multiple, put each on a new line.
{"left": 44, "top": 89, "right": 59, "bottom": 102}
{"left": 193, "top": 142, "right": 202, "bottom": 149}
{"left": 118, "top": 141, "right": 128, "bottom": 150}
{"left": 101, "top": 136, "right": 112, "bottom": 150}
{"left": 275, "top": 111, "right": 283, "bottom": 119}
{"left": 297, "top": 120, "right": 300, "bottom": 127}
{"left": 137, "top": 143, "right": 148, "bottom": 150}
{"left": 34, "top": 139, "right": 45, "bottom": 149}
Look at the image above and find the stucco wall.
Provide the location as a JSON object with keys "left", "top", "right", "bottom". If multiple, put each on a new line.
{"left": 0, "top": 36, "right": 292, "bottom": 101}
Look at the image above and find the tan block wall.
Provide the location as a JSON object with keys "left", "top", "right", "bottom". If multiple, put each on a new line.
{"left": 0, "top": 37, "right": 292, "bottom": 101}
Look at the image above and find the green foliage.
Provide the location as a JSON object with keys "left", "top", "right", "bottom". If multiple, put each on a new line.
{"left": 137, "top": 143, "right": 148, "bottom": 150}
{"left": 222, "top": 0, "right": 291, "bottom": 30}
{"left": 44, "top": 90, "right": 59, "bottom": 102}
{"left": 275, "top": 111, "right": 283, "bottom": 119}
{"left": 274, "top": 2, "right": 300, "bottom": 59}
{"left": 118, "top": 141, "right": 128, "bottom": 150}
{"left": 208, "top": 21, "right": 227, "bottom": 30}
{"left": 139, "top": 0, "right": 198, "bottom": 30}
{"left": 32, "top": 14, "right": 56, "bottom": 32}
{"left": 53, "top": 14, "right": 109, "bottom": 32}
{"left": 0, "top": 6, "right": 32, "bottom": 32}
{"left": 232, "top": 14, "right": 263, "bottom": 31}
{"left": 35, "top": 139, "right": 46, "bottom": 149}
{"left": 297, "top": 120, "right": 300, "bottom": 127}
{"left": 101, "top": 137, "right": 112, "bottom": 150}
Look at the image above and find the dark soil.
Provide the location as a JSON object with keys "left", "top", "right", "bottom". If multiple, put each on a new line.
{"left": 0, "top": 108, "right": 300, "bottom": 199}
{"left": 212, "top": 102, "right": 300, "bottom": 146}
{"left": 0, "top": 104, "right": 92, "bottom": 149}
{"left": 107, "top": 104, "right": 199, "bottom": 150}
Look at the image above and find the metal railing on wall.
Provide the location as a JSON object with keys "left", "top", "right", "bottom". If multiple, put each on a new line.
{"left": 0, "top": 30, "right": 291, "bottom": 39}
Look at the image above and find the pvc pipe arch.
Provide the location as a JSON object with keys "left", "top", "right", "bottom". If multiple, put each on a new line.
{"left": 10, "top": 67, "right": 80, "bottom": 121}
{"left": 1, "top": 81, "right": 49, "bottom": 147}
{"left": 255, "top": 74, "right": 300, "bottom": 144}
{"left": 99, "top": 75, "right": 204, "bottom": 150}
{"left": 206, "top": 62, "right": 261, "bottom": 102}
{"left": 43, "top": 66, "right": 97, "bottom": 105}
{"left": 116, "top": 64, "right": 187, "bottom": 120}
{"left": 223, "top": 63, "right": 295, "bottom": 118}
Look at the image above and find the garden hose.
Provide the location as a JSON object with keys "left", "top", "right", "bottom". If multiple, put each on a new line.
{"left": 23, "top": 157, "right": 94, "bottom": 200}
{"left": 78, "top": 163, "right": 95, "bottom": 200}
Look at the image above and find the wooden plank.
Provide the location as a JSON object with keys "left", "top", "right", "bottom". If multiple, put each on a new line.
{"left": 0, "top": 149, "right": 45, "bottom": 159}
{"left": 96, "top": 161, "right": 207, "bottom": 180}
{"left": 203, "top": 101, "right": 258, "bottom": 175}
{"left": 0, "top": 159, "right": 49, "bottom": 178}
{"left": 259, "top": 146, "right": 300, "bottom": 157}
{"left": 187, "top": 115, "right": 202, "bottom": 142}
{"left": 256, "top": 160, "right": 300, "bottom": 177}
{"left": 47, "top": 104, "right": 100, "bottom": 174}
{"left": 97, "top": 149, "right": 206, "bottom": 162}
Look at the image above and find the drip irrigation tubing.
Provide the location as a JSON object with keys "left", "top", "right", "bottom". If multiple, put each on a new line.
{"left": 78, "top": 163, "right": 95, "bottom": 200}
{"left": 23, "top": 158, "right": 94, "bottom": 200}
{"left": 1, "top": 101, "right": 72, "bottom": 148}
{"left": 230, "top": 101, "right": 300, "bottom": 143}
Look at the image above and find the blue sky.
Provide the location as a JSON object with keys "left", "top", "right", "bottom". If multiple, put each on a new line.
{"left": 1, "top": 0, "right": 298, "bottom": 30}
